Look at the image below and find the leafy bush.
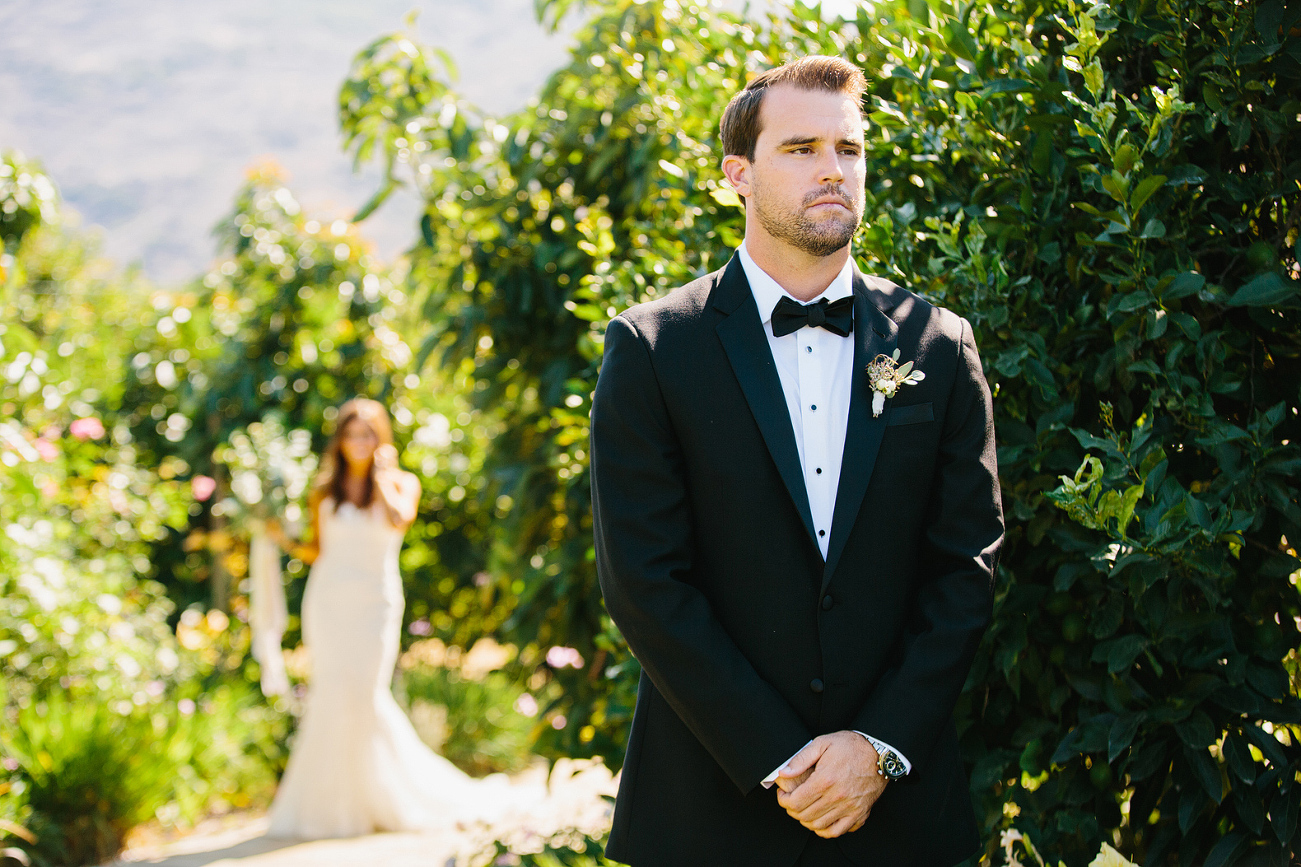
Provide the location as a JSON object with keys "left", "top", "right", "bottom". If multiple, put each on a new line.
{"left": 467, "top": 827, "right": 617, "bottom": 867}
{"left": 840, "top": 1, "right": 1301, "bottom": 863}
{"left": 2, "top": 695, "right": 177, "bottom": 866}
{"left": 395, "top": 639, "right": 536, "bottom": 777}
{"left": 1, "top": 683, "right": 284, "bottom": 867}
{"left": 1, "top": 153, "right": 289, "bottom": 867}
{"left": 344, "top": 0, "right": 1299, "bottom": 863}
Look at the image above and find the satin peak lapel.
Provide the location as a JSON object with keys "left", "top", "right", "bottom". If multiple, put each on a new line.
{"left": 822, "top": 275, "right": 898, "bottom": 590}
{"left": 712, "top": 261, "right": 818, "bottom": 551}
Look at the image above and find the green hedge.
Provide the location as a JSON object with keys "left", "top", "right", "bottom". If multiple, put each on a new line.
{"left": 341, "top": 0, "right": 1299, "bottom": 863}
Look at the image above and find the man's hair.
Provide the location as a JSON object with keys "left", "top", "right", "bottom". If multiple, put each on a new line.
{"left": 719, "top": 56, "right": 868, "bottom": 162}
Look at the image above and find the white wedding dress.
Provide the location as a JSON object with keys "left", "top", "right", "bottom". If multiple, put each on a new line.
{"left": 266, "top": 497, "right": 508, "bottom": 839}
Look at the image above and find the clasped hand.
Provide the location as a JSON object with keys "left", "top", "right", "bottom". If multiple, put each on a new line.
{"left": 774, "top": 731, "right": 886, "bottom": 839}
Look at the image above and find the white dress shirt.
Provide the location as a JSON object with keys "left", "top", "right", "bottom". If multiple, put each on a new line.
{"left": 737, "top": 244, "right": 913, "bottom": 785}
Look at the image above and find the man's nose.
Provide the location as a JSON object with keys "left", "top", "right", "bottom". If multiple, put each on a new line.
{"left": 818, "top": 150, "right": 845, "bottom": 184}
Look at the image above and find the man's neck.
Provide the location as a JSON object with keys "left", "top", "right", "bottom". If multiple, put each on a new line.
{"left": 742, "top": 234, "right": 851, "bottom": 302}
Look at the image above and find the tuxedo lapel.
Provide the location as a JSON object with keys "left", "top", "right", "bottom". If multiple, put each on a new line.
{"left": 822, "top": 272, "right": 898, "bottom": 590}
{"left": 712, "top": 258, "right": 819, "bottom": 551}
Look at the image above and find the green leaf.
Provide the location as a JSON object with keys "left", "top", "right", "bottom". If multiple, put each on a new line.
{"left": 1184, "top": 743, "right": 1225, "bottom": 803}
{"left": 1271, "top": 785, "right": 1300, "bottom": 845}
{"left": 1222, "top": 732, "right": 1256, "bottom": 784}
{"left": 351, "top": 178, "right": 397, "bottom": 223}
{"left": 1245, "top": 725, "right": 1288, "bottom": 768}
{"left": 1051, "top": 727, "right": 1083, "bottom": 764}
{"left": 1180, "top": 785, "right": 1207, "bottom": 832}
{"left": 1185, "top": 494, "right": 1214, "bottom": 530}
{"left": 1109, "top": 290, "right": 1153, "bottom": 315}
{"left": 1105, "top": 635, "right": 1148, "bottom": 674}
{"left": 1100, "top": 171, "right": 1128, "bottom": 203}
{"left": 1203, "top": 831, "right": 1246, "bottom": 867}
{"left": 1234, "top": 786, "right": 1267, "bottom": 835}
{"left": 981, "top": 78, "right": 1034, "bottom": 95}
{"left": 1139, "top": 218, "right": 1166, "bottom": 239}
{"left": 1109, "top": 713, "right": 1143, "bottom": 762}
{"left": 1202, "top": 81, "right": 1226, "bottom": 112}
{"left": 1176, "top": 711, "right": 1217, "bottom": 749}
{"left": 1114, "top": 144, "right": 1139, "bottom": 176}
{"left": 1130, "top": 175, "right": 1168, "bottom": 212}
{"left": 1227, "top": 273, "right": 1296, "bottom": 307}
{"left": 1162, "top": 271, "right": 1205, "bottom": 299}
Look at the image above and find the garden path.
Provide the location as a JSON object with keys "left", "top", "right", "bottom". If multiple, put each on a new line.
{"left": 103, "top": 759, "right": 617, "bottom": 867}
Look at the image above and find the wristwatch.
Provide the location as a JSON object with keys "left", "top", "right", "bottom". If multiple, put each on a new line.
{"left": 876, "top": 746, "right": 908, "bottom": 782}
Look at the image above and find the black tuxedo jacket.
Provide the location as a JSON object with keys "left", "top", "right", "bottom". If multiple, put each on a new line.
{"left": 590, "top": 255, "right": 1003, "bottom": 867}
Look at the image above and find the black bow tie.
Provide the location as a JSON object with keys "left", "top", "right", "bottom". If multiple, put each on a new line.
{"left": 770, "top": 296, "right": 854, "bottom": 338}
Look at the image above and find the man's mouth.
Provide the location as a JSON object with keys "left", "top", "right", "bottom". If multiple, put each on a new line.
{"left": 805, "top": 188, "right": 853, "bottom": 211}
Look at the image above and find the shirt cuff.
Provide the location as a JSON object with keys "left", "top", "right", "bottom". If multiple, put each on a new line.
{"left": 761, "top": 740, "right": 813, "bottom": 789}
{"left": 855, "top": 731, "right": 912, "bottom": 775}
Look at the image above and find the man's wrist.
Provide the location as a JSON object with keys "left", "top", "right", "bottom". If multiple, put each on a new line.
{"left": 853, "top": 732, "right": 911, "bottom": 780}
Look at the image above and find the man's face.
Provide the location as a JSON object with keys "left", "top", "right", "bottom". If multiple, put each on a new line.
{"left": 732, "top": 84, "right": 866, "bottom": 258}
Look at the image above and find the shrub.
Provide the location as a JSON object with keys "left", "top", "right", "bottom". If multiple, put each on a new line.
{"left": 468, "top": 828, "right": 617, "bottom": 867}
{"left": 395, "top": 639, "right": 535, "bottom": 777}
{"left": 1, "top": 152, "right": 288, "bottom": 867}
{"left": 841, "top": 1, "right": 1301, "bottom": 863}
{"left": 346, "top": 0, "right": 1299, "bottom": 862}
{"left": 2, "top": 695, "right": 176, "bottom": 866}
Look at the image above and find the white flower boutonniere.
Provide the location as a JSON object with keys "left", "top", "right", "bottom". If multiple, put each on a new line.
{"left": 866, "top": 349, "right": 925, "bottom": 417}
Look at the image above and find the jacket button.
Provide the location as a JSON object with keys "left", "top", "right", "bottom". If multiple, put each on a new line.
{"left": 822, "top": 594, "right": 834, "bottom": 610}
{"left": 810, "top": 678, "right": 824, "bottom": 694}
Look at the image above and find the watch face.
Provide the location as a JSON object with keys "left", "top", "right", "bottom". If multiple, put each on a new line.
{"left": 880, "top": 751, "right": 906, "bottom": 780}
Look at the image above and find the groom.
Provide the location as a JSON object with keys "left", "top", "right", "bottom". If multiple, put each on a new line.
{"left": 589, "top": 56, "right": 1003, "bottom": 866}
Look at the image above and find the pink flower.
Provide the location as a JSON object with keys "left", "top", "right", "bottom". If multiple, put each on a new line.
{"left": 69, "top": 417, "right": 105, "bottom": 440}
{"left": 545, "top": 646, "right": 584, "bottom": 669}
{"left": 191, "top": 475, "right": 217, "bottom": 502}
{"left": 33, "top": 438, "right": 58, "bottom": 462}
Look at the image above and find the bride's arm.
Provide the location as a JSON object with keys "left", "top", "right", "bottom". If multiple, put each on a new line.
{"left": 268, "top": 491, "right": 323, "bottom": 564}
{"left": 373, "top": 445, "right": 420, "bottom": 528}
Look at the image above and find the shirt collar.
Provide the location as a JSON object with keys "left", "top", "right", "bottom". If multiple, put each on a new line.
{"left": 738, "top": 242, "right": 855, "bottom": 327}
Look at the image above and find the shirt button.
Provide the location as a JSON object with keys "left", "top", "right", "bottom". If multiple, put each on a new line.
{"left": 822, "top": 594, "right": 834, "bottom": 610}
{"left": 815, "top": 467, "right": 822, "bottom": 474}
{"left": 810, "top": 678, "right": 824, "bottom": 694}
{"left": 810, "top": 404, "right": 817, "bottom": 411}
{"left": 805, "top": 346, "right": 812, "bottom": 353}
{"left": 818, "top": 529, "right": 826, "bottom": 537}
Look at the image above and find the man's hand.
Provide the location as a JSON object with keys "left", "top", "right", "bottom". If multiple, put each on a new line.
{"left": 775, "top": 731, "right": 885, "bottom": 838}
{"left": 773, "top": 764, "right": 812, "bottom": 794}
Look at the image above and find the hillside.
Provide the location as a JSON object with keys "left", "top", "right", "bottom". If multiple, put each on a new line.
{"left": 0, "top": 0, "right": 573, "bottom": 282}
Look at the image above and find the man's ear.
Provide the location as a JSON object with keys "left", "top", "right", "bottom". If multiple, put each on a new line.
{"left": 721, "top": 154, "right": 753, "bottom": 200}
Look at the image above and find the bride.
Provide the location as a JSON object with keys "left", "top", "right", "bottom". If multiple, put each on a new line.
{"left": 265, "top": 397, "right": 505, "bottom": 838}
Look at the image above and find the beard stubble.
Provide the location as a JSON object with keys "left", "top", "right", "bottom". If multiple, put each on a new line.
{"left": 752, "top": 182, "right": 862, "bottom": 258}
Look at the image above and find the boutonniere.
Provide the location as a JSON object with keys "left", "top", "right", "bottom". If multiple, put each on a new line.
{"left": 866, "top": 350, "right": 925, "bottom": 417}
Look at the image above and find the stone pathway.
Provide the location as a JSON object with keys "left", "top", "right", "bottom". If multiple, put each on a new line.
{"left": 104, "top": 760, "right": 618, "bottom": 867}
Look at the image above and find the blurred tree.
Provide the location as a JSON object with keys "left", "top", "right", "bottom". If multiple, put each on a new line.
{"left": 0, "top": 152, "right": 285, "bottom": 867}
{"left": 340, "top": 0, "right": 851, "bottom": 764}
{"left": 120, "top": 163, "right": 401, "bottom": 615}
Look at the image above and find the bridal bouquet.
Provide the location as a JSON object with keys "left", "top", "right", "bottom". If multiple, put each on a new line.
{"left": 215, "top": 416, "right": 317, "bottom": 531}
{"left": 214, "top": 415, "right": 317, "bottom": 697}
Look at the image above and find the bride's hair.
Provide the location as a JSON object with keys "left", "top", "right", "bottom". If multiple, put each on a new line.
{"left": 315, "top": 397, "right": 395, "bottom": 511}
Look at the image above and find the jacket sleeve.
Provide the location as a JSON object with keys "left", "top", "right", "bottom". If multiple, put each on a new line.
{"left": 850, "top": 316, "right": 1003, "bottom": 766}
{"left": 591, "top": 314, "right": 813, "bottom": 793}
